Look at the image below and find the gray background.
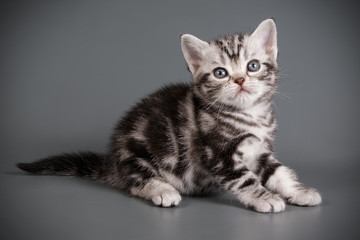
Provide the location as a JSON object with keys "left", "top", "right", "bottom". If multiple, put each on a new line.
{"left": 1, "top": 0, "right": 360, "bottom": 239}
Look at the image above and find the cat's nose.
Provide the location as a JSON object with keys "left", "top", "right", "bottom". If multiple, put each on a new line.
{"left": 234, "top": 77, "right": 245, "bottom": 86}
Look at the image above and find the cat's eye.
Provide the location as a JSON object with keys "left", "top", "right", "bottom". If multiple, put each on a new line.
{"left": 213, "top": 68, "right": 228, "bottom": 79}
{"left": 247, "top": 60, "right": 260, "bottom": 72}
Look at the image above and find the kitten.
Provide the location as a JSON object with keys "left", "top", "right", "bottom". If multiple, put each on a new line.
{"left": 17, "top": 19, "right": 321, "bottom": 213}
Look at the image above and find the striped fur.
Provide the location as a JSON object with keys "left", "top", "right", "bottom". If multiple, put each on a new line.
{"left": 17, "top": 19, "right": 321, "bottom": 213}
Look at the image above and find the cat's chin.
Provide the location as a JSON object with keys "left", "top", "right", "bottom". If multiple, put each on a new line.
{"left": 233, "top": 89, "right": 253, "bottom": 102}
{"left": 233, "top": 91, "right": 263, "bottom": 109}
{"left": 237, "top": 88, "right": 251, "bottom": 96}
{"left": 223, "top": 95, "right": 254, "bottom": 110}
{"left": 226, "top": 87, "right": 251, "bottom": 100}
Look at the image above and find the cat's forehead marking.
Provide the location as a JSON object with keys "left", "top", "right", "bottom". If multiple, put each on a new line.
{"left": 211, "top": 34, "right": 244, "bottom": 63}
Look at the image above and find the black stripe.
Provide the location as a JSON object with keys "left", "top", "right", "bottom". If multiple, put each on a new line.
{"left": 264, "top": 138, "right": 274, "bottom": 152}
{"left": 253, "top": 90, "right": 274, "bottom": 106}
{"left": 214, "top": 40, "right": 224, "bottom": 47}
{"left": 212, "top": 101, "right": 241, "bottom": 113}
{"left": 236, "top": 43, "right": 241, "bottom": 59}
{"left": 227, "top": 181, "right": 238, "bottom": 191}
{"left": 117, "top": 156, "right": 159, "bottom": 189}
{"left": 219, "top": 167, "right": 248, "bottom": 184}
{"left": 261, "top": 114, "right": 275, "bottom": 128}
{"left": 261, "top": 163, "right": 281, "bottom": 186}
{"left": 214, "top": 34, "right": 243, "bottom": 62}
{"left": 263, "top": 62, "right": 277, "bottom": 74}
{"left": 235, "top": 151, "right": 243, "bottom": 158}
{"left": 256, "top": 189, "right": 266, "bottom": 198}
{"left": 259, "top": 62, "right": 277, "bottom": 82}
{"left": 172, "top": 147, "right": 188, "bottom": 178}
{"left": 255, "top": 153, "right": 271, "bottom": 175}
{"left": 198, "top": 73, "right": 210, "bottom": 85}
{"left": 126, "top": 138, "right": 152, "bottom": 160}
{"left": 256, "top": 153, "right": 282, "bottom": 186}
{"left": 238, "top": 178, "right": 256, "bottom": 190}
{"left": 215, "top": 119, "right": 243, "bottom": 136}
{"left": 219, "top": 112, "right": 259, "bottom": 127}
{"left": 205, "top": 85, "right": 222, "bottom": 98}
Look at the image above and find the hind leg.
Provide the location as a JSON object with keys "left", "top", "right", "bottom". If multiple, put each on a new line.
{"left": 116, "top": 156, "right": 181, "bottom": 207}
{"left": 131, "top": 178, "right": 182, "bottom": 207}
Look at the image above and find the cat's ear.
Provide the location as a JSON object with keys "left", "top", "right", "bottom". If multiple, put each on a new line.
{"left": 181, "top": 34, "right": 209, "bottom": 74}
{"left": 250, "top": 19, "right": 278, "bottom": 60}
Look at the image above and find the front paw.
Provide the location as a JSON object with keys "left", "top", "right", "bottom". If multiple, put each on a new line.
{"left": 286, "top": 187, "right": 322, "bottom": 206}
{"left": 249, "top": 192, "right": 286, "bottom": 213}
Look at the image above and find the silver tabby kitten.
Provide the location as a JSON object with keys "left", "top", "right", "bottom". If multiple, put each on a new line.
{"left": 17, "top": 19, "right": 321, "bottom": 213}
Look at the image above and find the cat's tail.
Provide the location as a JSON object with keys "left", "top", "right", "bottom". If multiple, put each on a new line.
{"left": 16, "top": 152, "right": 108, "bottom": 180}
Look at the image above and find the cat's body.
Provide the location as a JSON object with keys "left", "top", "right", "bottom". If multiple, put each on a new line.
{"left": 17, "top": 19, "right": 321, "bottom": 213}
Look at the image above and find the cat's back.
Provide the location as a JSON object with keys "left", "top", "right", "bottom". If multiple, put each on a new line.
{"left": 111, "top": 83, "right": 194, "bottom": 146}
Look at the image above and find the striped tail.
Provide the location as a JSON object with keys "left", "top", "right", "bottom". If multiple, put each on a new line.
{"left": 17, "top": 152, "right": 107, "bottom": 180}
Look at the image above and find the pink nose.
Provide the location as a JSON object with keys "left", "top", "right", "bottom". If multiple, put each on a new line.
{"left": 234, "top": 77, "right": 245, "bottom": 85}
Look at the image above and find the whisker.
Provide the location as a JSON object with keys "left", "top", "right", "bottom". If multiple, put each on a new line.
{"left": 272, "top": 101, "right": 279, "bottom": 114}
{"left": 202, "top": 94, "right": 223, "bottom": 112}
{"left": 274, "top": 90, "right": 293, "bottom": 103}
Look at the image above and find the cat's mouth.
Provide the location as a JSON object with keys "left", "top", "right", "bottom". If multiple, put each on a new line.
{"left": 237, "top": 86, "right": 251, "bottom": 95}
{"left": 227, "top": 86, "right": 253, "bottom": 101}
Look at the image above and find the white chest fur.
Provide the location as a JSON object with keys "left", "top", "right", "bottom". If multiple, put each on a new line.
{"left": 232, "top": 135, "right": 267, "bottom": 172}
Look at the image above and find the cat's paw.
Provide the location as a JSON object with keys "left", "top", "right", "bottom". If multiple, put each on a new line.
{"left": 250, "top": 192, "right": 286, "bottom": 213}
{"left": 286, "top": 187, "right": 322, "bottom": 206}
{"left": 151, "top": 190, "right": 182, "bottom": 207}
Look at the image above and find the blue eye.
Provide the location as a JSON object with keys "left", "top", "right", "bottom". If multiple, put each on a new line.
{"left": 247, "top": 60, "right": 260, "bottom": 72}
{"left": 213, "top": 68, "right": 228, "bottom": 78}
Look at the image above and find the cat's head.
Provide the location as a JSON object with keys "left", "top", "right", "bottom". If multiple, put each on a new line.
{"left": 181, "top": 19, "right": 278, "bottom": 110}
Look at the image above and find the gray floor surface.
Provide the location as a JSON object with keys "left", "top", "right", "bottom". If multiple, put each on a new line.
{"left": 2, "top": 1, "right": 360, "bottom": 240}
{"left": 1, "top": 163, "right": 359, "bottom": 240}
